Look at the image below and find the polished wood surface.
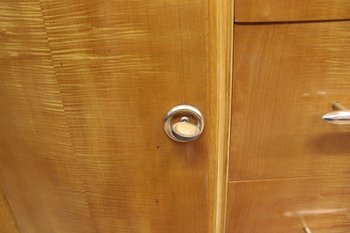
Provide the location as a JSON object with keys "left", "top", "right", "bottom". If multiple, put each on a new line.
{"left": 226, "top": 177, "right": 350, "bottom": 233}
{"left": 230, "top": 22, "right": 350, "bottom": 181}
{"left": 235, "top": 0, "right": 350, "bottom": 22}
{"left": 227, "top": 20, "right": 350, "bottom": 233}
{"left": 0, "top": 185, "right": 19, "bottom": 233}
{"left": 0, "top": 0, "right": 230, "bottom": 232}
{"left": 215, "top": 0, "right": 234, "bottom": 232}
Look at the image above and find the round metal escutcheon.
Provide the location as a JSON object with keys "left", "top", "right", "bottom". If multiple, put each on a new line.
{"left": 164, "top": 105, "right": 204, "bottom": 142}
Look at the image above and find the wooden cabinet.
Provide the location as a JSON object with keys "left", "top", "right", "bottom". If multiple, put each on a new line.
{"left": 1, "top": 1, "right": 350, "bottom": 233}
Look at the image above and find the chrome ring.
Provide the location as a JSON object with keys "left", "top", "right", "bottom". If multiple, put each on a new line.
{"left": 164, "top": 105, "right": 204, "bottom": 142}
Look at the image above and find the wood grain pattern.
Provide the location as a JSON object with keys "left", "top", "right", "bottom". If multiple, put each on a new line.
{"left": 226, "top": 177, "right": 350, "bottom": 233}
{"left": 0, "top": 185, "right": 19, "bottom": 233}
{"left": 230, "top": 22, "right": 350, "bottom": 181}
{"left": 214, "top": 0, "right": 234, "bottom": 232}
{"left": 235, "top": 0, "right": 350, "bottom": 22}
{"left": 0, "top": 2, "right": 104, "bottom": 232}
{"left": 0, "top": 0, "right": 229, "bottom": 232}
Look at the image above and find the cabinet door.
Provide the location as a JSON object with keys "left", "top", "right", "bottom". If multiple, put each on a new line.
{"left": 0, "top": 1, "right": 226, "bottom": 233}
{"left": 227, "top": 22, "right": 350, "bottom": 232}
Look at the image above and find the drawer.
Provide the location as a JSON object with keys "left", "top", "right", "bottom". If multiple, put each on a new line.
{"left": 226, "top": 177, "right": 350, "bottom": 233}
{"left": 230, "top": 21, "right": 350, "bottom": 181}
{"left": 235, "top": 0, "right": 350, "bottom": 22}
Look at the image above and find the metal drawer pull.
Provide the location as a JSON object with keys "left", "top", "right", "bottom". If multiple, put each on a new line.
{"left": 164, "top": 105, "right": 204, "bottom": 142}
{"left": 322, "top": 102, "right": 350, "bottom": 125}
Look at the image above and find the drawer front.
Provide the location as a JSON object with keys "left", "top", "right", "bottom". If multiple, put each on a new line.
{"left": 235, "top": 0, "right": 350, "bottom": 22}
{"left": 226, "top": 177, "right": 350, "bottom": 233}
{"left": 230, "top": 22, "right": 350, "bottom": 181}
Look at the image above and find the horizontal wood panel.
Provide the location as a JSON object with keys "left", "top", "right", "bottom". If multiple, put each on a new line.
{"left": 226, "top": 177, "right": 350, "bottom": 233}
{"left": 235, "top": 0, "right": 350, "bottom": 22}
{"left": 230, "top": 22, "right": 350, "bottom": 181}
